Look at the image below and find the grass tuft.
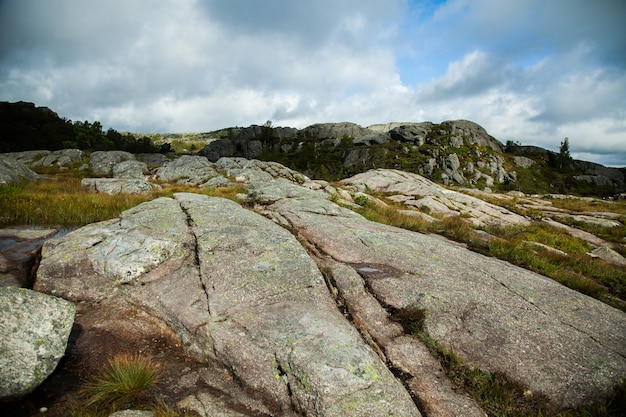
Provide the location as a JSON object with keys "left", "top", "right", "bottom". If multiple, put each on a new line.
{"left": 84, "top": 353, "right": 161, "bottom": 408}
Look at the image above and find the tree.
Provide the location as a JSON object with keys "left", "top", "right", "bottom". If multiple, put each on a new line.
{"left": 558, "top": 137, "right": 572, "bottom": 170}
{"left": 504, "top": 140, "right": 521, "bottom": 153}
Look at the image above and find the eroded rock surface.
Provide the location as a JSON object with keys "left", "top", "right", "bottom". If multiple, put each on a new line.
{"left": 0, "top": 287, "right": 75, "bottom": 401}
{"left": 0, "top": 156, "right": 39, "bottom": 185}
{"left": 34, "top": 194, "right": 420, "bottom": 416}
{"left": 342, "top": 169, "right": 530, "bottom": 227}
{"left": 10, "top": 156, "right": 625, "bottom": 415}
{"left": 262, "top": 195, "right": 626, "bottom": 411}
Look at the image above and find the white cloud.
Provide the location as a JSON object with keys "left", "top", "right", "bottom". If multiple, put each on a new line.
{"left": 0, "top": 0, "right": 624, "bottom": 166}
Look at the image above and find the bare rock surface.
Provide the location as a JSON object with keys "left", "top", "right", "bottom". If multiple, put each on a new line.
{"left": 264, "top": 194, "right": 626, "bottom": 411}
{"left": 81, "top": 178, "right": 159, "bottom": 195}
{"left": 155, "top": 155, "right": 218, "bottom": 185}
{"left": 30, "top": 149, "right": 84, "bottom": 168}
{"left": 9, "top": 156, "right": 625, "bottom": 415}
{"left": 34, "top": 194, "right": 420, "bottom": 416}
{"left": 0, "top": 287, "right": 75, "bottom": 401}
{"left": 0, "top": 156, "right": 39, "bottom": 185}
{"left": 90, "top": 150, "right": 135, "bottom": 176}
{"left": 342, "top": 169, "right": 530, "bottom": 227}
{"left": 112, "top": 159, "right": 148, "bottom": 179}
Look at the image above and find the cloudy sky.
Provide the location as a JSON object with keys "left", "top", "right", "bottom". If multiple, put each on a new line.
{"left": 1, "top": 0, "right": 625, "bottom": 166}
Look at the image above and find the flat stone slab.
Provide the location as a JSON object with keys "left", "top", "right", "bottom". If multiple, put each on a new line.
{"left": 267, "top": 196, "right": 626, "bottom": 410}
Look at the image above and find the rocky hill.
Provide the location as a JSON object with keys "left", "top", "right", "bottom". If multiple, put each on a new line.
{"left": 2, "top": 101, "right": 624, "bottom": 196}
{"left": 194, "top": 120, "right": 625, "bottom": 197}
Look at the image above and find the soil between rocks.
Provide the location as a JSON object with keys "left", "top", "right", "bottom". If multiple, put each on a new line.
{"left": 0, "top": 300, "right": 260, "bottom": 417}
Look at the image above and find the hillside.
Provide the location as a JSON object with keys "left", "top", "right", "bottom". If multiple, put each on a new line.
{"left": 1, "top": 101, "right": 625, "bottom": 197}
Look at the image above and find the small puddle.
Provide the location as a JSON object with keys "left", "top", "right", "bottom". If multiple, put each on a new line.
{"left": 0, "top": 225, "right": 79, "bottom": 288}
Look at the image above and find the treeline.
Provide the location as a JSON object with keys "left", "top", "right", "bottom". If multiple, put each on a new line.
{"left": 0, "top": 101, "right": 170, "bottom": 154}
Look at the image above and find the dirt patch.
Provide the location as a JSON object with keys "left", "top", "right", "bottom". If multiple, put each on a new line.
{"left": 0, "top": 300, "right": 252, "bottom": 416}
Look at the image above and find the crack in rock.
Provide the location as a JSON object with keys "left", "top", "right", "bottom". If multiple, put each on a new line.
{"left": 178, "top": 200, "right": 212, "bottom": 316}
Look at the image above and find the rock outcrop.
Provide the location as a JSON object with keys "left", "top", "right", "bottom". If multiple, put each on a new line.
{"left": 263, "top": 195, "right": 626, "bottom": 411}
{"left": 2, "top": 148, "right": 625, "bottom": 414}
{"left": 34, "top": 194, "right": 420, "bottom": 416}
{"left": 0, "top": 156, "right": 39, "bottom": 185}
{"left": 341, "top": 169, "right": 529, "bottom": 227}
{"left": 198, "top": 120, "right": 514, "bottom": 188}
{"left": 29, "top": 159, "right": 626, "bottom": 415}
{"left": 0, "top": 287, "right": 75, "bottom": 401}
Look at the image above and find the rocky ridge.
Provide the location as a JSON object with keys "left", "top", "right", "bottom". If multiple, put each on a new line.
{"left": 192, "top": 120, "right": 625, "bottom": 195}
{"left": 1, "top": 151, "right": 625, "bottom": 416}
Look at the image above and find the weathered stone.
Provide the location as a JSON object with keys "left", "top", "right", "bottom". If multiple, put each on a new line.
{"left": 215, "top": 157, "right": 311, "bottom": 185}
{"left": 0, "top": 156, "right": 39, "bottom": 184}
{"left": 1, "top": 150, "right": 50, "bottom": 165}
{"left": 135, "top": 153, "right": 171, "bottom": 167}
{"left": 81, "top": 178, "right": 159, "bottom": 195}
{"left": 444, "top": 153, "right": 466, "bottom": 184}
{"left": 0, "top": 287, "right": 75, "bottom": 401}
{"left": 35, "top": 194, "right": 421, "bottom": 416}
{"left": 352, "top": 133, "right": 389, "bottom": 145}
{"left": 588, "top": 246, "right": 626, "bottom": 267}
{"left": 446, "top": 120, "right": 504, "bottom": 152}
{"left": 300, "top": 122, "right": 370, "bottom": 139}
{"left": 266, "top": 195, "right": 626, "bottom": 411}
{"left": 112, "top": 159, "right": 148, "bottom": 179}
{"left": 155, "top": 155, "right": 218, "bottom": 185}
{"left": 31, "top": 149, "right": 84, "bottom": 168}
{"left": 514, "top": 156, "right": 536, "bottom": 168}
{"left": 90, "top": 151, "right": 135, "bottom": 176}
{"left": 342, "top": 169, "right": 529, "bottom": 227}
{"left": 322, "top": 259, "right": 487, "bottom": 417}
{"left": 523, "top": 240, "right": 568, "bottom": 257}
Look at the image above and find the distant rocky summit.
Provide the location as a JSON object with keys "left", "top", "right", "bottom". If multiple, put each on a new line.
{"left": 191, "top": 120, "right": 625, "bottom": 197}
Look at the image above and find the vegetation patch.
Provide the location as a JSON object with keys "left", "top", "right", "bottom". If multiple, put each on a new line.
{"left": 0, "top": 177, "right": 249, "bottom": 228}
{"left": 83, "top": 353, "right": 161, "bottom": 409}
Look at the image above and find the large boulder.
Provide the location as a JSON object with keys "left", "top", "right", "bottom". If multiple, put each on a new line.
{"left": 112, "top": 159, "right": 148, "bottom": 179}
{"left": 0, "top": 156, "right": 39, "bottom": 185}
{"left": 155, "top": 155, "right": 218, "bottom": 185}
{"left": 387, "top": 123, "right": 433, "bottom": 146}
{"left": 34, "top": 194, "right": 421, "bottom": 416}
{"left": 90, "top": 150, "right": 135, "bottom": 176}
{"left": 0, "top": 287, "right": 75, "bottom": 401}
{"left": 30, "top": 149, "right": 84, "bottom": 168}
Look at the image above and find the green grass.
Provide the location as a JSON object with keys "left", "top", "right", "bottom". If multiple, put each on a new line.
{"left": 0, "top": 178, "right": 154, "bottom": 226}
{"left": 84, "top": 353, "right": 161, "bottom": 408}
{"left": 0, "top": 178, "right": 248, "bottom": 228}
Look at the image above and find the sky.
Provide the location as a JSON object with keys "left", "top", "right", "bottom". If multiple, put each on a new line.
{"left": 1, "top": 0, "right": 625, "bottom": 167}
